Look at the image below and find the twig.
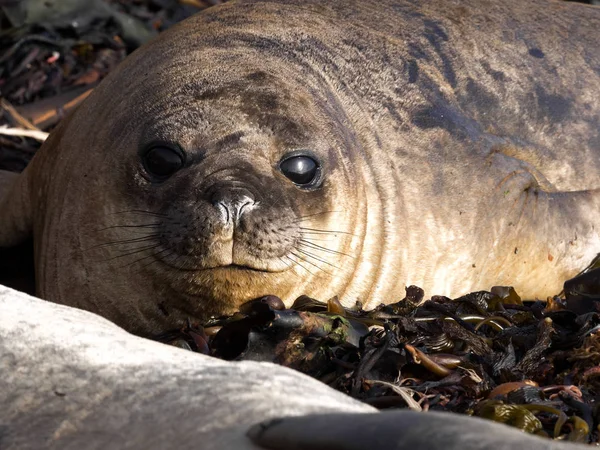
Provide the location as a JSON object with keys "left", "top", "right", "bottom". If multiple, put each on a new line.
{"left": 1, "top": 99, "right": 39, "bottom": 131}
{"left": 0, "top": 126, "right": 48, "bottom": 141}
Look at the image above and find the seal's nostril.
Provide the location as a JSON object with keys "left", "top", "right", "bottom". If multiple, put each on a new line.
{"left": 238, "top": 199, "right": 254, "bottom": 218}
{"left": 211, "top": 193, "right": 256, "bottom": 225}
{"left": 215, "top": 201, "right": 230, "bottom": 223}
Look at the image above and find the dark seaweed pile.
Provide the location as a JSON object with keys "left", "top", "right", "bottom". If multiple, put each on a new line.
{"left": 155, "top": 268, "right": 600, "bottom": 444}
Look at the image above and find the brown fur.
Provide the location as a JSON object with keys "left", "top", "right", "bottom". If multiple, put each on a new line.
{"left": 1, "top": 0, "right": 599, "bottom": 335}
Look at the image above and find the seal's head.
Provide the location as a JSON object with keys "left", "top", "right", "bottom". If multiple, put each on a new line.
{"left": 23, "top": 5, "right": 374, "bottom": 334}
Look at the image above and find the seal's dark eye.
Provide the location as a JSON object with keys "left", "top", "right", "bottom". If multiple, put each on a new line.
{"left": 279, "top": 155, "right": 319, "bottom": 186}
{"left": 142, "top": 146, "right": 184, "bottom": 179}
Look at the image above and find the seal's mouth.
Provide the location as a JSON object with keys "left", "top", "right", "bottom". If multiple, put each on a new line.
{"left": 155, "top": 254, "right": 290, "bottom": 274}
{"left": 206, "top": 259, "right": 290, "bottom": 273}
{"left": 221, "top": 264, "right": 268, "bottom": 273}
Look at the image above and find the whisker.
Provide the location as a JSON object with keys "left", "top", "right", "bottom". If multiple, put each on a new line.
{"left": 278, "top": 257, "right": 300, "bottom": 278}
{"left": 299, "top": 227, "right": 357, "bottom": 236}
{"left": 163, "top": 252, "right": 196, "bottom": 272}
{"left": 101, "top": 244, "right": 161, "bottom": 262}
{"left": 286, "top": 254, "right": 315, "bottom": 276}
{"left": 295, "top": 210, "right": 343, "bottom": 221}
{"left": 295, "top": 236, "right": 336, "bottom": 242}
{"left": 298, "top": 239, "right": 355, "bottom": 258}
{"left": 84, "top": 235, "right": 160, "bottom": 251}
{"left": 126, "top": 229, "right": 162, "bottom": 236}
{"left": 96, "top": 223, "right": 162, "bottom": 232}
{"left": 114, "top": 236, "right": 159, "bottom": 244}
{"left": 295, "top": 248, "right": 340, "bottom": 271}
{"left": 139, "top": 248, "right": 177, "bottom": 270}
{"left": 110, "top": 210, "right": 169, "bottom": 217}
{"left": 279, "top": 256, "right": 291, "bottom": 269}
{"left": 115, "top": 243, "right": 165, "bottom": 254}
{"left": 121, "top": 247, "right": 173, "bottom": 269}
{"left": 151, "top": 253, "right": 183, "bottom": 271}
{"left": 290, "top": 251, "right": 332, "bottom": 276}
{"left": 270, "top": 228, "right": 334, "bottom": 243}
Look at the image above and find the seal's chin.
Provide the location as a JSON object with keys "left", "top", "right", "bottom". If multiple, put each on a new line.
{"left": 184, "top": 239, "right": 294, "bottom": 273}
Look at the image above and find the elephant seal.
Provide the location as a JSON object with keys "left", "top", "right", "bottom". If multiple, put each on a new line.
{"left": 1, "top": 0, "right": 600, "bottom": 335}
{"left": 0, "top": 286, "right": 590, "bottom": 450}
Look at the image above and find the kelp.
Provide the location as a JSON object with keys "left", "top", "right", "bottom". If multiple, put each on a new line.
{"left": 155, "top": 268, "right": 600, "bottom": 443}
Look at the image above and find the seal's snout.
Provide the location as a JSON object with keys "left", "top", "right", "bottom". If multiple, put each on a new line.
{"left": 211, "top": 189, "right": 256, "bottom": 225}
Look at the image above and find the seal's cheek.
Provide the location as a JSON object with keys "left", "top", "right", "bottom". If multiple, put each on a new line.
{"left": 232, "top": 201, "right": 301, "bottom": 270}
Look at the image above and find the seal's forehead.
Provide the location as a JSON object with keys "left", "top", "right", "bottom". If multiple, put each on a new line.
{"left": 125, "top": 66, "right": 330, "bottom": 154}
{"left": 81, "top": 17, "right": 348, "bottom": 159}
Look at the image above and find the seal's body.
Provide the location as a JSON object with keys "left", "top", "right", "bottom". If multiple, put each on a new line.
{"left": 1, "top": 0, "right": 599, "bottom": 334}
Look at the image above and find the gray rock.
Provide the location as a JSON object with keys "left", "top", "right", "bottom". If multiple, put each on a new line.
{"left": 0, "top": 285, "right": 373, "bottom": 449}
